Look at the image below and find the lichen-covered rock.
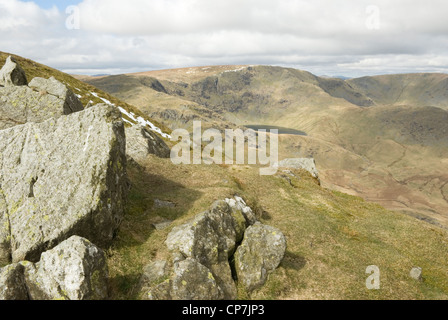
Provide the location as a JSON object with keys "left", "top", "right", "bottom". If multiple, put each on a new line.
{"left": 0, "top": 56, "right": 27, "bottom": 87}
{"left": 28, "top": 76, "right": 84, "bottom": 115}
{"left": 226, "top": 195, "right": 257, "bottom": 226}
{"left": 0, "top": 262, "right": 28, "bottom": 300}
{"left": 0, "top": 188, "right": 11, "bottom": 267}
{"left": 0, "top": 78, "right": 84, "bottom": 130}
{"left": 125, "top": 124, "right": 170, "bottom": 162}
{"left": 165, "top": 200, "right": 247, "bottom": 299}
{"left": 171, "top": 258, "right": 223, "bottom": 300}
{"left": 235, "top": 222, "right": 286, "bottom": 292}
{"left": 166, "top": 200, "right": 245, "bottom": 265}
{"left": 24, "top": 236, "right": 109, "bottom": 300}
{"left": 0, "top": 104, "right": 127, "bottom": 263}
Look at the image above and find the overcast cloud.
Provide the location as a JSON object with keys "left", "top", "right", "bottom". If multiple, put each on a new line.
{"left": 1, "top": 0, "right": 447, "bottom": 77}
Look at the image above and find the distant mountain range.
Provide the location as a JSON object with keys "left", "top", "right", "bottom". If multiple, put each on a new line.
{"left": 82, "top": 65, "right": 448, "bottom": 227}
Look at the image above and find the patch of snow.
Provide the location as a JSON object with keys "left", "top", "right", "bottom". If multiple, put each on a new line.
{"left": 91, "top": 94, "right": 171, "bottom": 139}
{"left": 75, "top": 94, "right": 82, "bottom": 99}
{"left": 118, "top": 106, "right": 137, "bottom": 122}
{"left": 122, "top": 117, "right": 134, "bottom": 125}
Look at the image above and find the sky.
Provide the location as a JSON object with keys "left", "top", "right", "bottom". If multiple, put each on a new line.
{"left": 1, "top": 0, "right": 448, "bottom": 77}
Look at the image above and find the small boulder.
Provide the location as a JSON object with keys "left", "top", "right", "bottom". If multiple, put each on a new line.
{"left": 125, "top": 125, "right": 170, "bottom": 162}
{"left": 226, "top": 195, "right": 257, "bottom": 226}
{"left": 24, "top": 236, "right": 109, "bottom": 300}
{"left": 0, "top": 56, "right": 28, "bottom": 87}
{"left": 410, "top": 267, "right": 423, "bottom": 282}
{"left": 140, "top": 260, "right": 169, "bottom": 289}
{"left": 235, "top": 222, "right": 287, "bottom": 292}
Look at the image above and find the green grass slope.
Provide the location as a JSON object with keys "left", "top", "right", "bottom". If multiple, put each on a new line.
{"left": 108, "top": 156, "right": 448, "bottom": 300}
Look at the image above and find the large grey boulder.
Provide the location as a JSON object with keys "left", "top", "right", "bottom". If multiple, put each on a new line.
{"left": 274, "top": 158, "right": 319, "bottom": 179}
{"left": 0, "top": 263, "right": 28, "bottom": 300}
{"left": 125, "top": 124, "right": 170, "bottom": 162}
{"left": 235, "top": 222, "right": 286, "bottom": 292}
{"left": 0, "top": 79, "right": 84, "bottom": 130}
{"left": 0, "top": 56, "right": 27, "bottom": 87}
{"left": 24, "top": 236, "right": 109, "bottom": 300}
{"left": 28, "top": 76, "right": 84, "bottom": 114}
{"left": 0, "top": 104, "right": 127, "bottom": 264}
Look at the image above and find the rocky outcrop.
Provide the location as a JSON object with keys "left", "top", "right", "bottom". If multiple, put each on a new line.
{"left": 28, "top": 76, "right": 84, "bottom": 115}
{"left": 0, "top": 103, "right": 127, "bottom": 264}
{"left": 165, "top": 199, "right": 247, "bottom": 299}
{"left": 235, "top": 222, "right": 287, "bottom": 291}
{"left": 274, "top": 158, "right": 319, "bottom": 180}
{"left": 125, "top": 124, "right": 170, "bottom": 162}
{"left": 0, "top": 77, "right": 84, "bottom": 130}
{"left": 141, "top": 196, "right": 286, "bottom": 300}
{"left": 0, "top": 56, "right": 27, "bottom": 87}
{"left": 0, "top": 236, "right": 109, "bottom": 300}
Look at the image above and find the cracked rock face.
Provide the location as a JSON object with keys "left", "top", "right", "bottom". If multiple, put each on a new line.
{"left": 0, "top": 77, "right": 84, "bottom": 130}
{"left": 0, "top": 104, "right": 127, "bottom": 264}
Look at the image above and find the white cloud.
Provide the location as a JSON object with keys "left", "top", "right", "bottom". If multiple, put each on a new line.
{"left": 1, "top": 0, "right": 448, "bottom": 77}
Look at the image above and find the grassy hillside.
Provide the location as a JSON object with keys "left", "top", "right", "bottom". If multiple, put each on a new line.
{"left": 348, "top": 73, "right": 448, "bottom": 110}
{"left": 108, "top": 155, "right": 448, "bottom": 300}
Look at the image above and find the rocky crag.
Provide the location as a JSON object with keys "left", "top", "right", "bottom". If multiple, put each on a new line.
{"left": 0, "top": 57, "right": 128, "bottom": 299}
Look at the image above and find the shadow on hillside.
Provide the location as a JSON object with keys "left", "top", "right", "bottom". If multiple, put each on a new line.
{"left": 112, "top": 159, "right": 202, "bottom": 252}
{"left": 281, "top": 251, "right": 307, "bottom": 271}
{"left": 108, "top": 158, "right": 203, "bottom": 298}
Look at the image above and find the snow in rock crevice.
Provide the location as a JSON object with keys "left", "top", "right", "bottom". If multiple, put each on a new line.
{"left": 89, "top": 92, "right": 171, "bottom": 139}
